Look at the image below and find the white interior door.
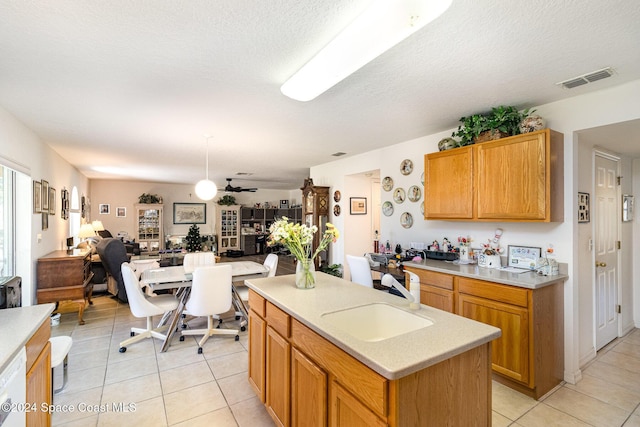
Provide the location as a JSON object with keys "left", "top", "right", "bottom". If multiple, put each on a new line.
{"left": 594, "top": 153, "right": 620, "bottom": 350}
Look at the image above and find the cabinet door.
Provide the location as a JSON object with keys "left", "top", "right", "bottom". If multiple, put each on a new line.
{"left": 329, "top": 381, "right": 387, "bottom": 427}
{"left": 476, "top": 132, "right": 547, "bottom": 220}
{"left": 26, "top": 341, "right": 51, "bottom": 427}
{"left": 458, "top": 293, "right": 530, "bottom": 385}
{"left": 424, "top": 147, "right": 474, "bottom": 219}
{"left": 291, "top": 347, "right": 327, "bottom": 427}
{"left": 248, "top": 310, "right": 266, "bottom": 402}
{"left": 420, "top": 285, "right": 454, "bottom": 312}
{"left": 266, "top": 326, "right": 290, "bottom": 427}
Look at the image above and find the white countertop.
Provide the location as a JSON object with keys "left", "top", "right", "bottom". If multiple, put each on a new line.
{"left": 0, "top": 304, "right": 55, "bottom": 371}
{"left": 404, "top": 259, "right": 568, "bottom": 289}
{"left": 245, "top": 273, "right": 500, "bottom": 380}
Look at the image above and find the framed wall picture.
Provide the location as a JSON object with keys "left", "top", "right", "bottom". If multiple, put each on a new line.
{"left": 42, "top": 212, "right": 48, "bottom": 230}
{"left": 578, "top": 192, "right": 590, "bottom": 223}
{"left": 49, "top": 187, "right": 56, "bottom": 215}
{"left": 33, "top": 180, "right": 42, "bottom": 213}
{"left": 622, "top": 194, "right": 635, "bottom": 222}
{"left": 350, "top": 197, "right": 367, "bottom": 215}
{"left": 41, "top": 180, "right": 49, "bottom": 211}
{"left": 62, "top": 189, "right": 70, "bottom": 220}
{"left": 99, "top": 204, "right": 110, "bottom": 215}
{"left": 116, "top": 207, "right": 127, "bottom": 218}
{"left": 173, "top": 202, "right": 206, "bottom": 224}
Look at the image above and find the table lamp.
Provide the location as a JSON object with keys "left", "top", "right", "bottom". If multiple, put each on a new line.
{"left": 78, "top": 224, "right": 96, "bottom": 241}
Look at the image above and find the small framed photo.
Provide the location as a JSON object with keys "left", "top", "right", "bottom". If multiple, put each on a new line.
{"left": 33, "top": 180, "right": 42, "bottom": 213}
{"left": 350, "top": 197, "right": 367, "bottom": 215}
{"left": 578, "top": 192, "right": 590, "bottom": 223}
{"left": 116, "top": 207, "right": 127, "bottom": 218}
{"left": 622, "top": 194, "right": 634, "bottom": 222}
{"left": 49, "top": 188, "right": 56, "bottom": 215}
{"left": 99, "top": 204, "right": 110, "bottom": 215}
{"left": 41, "top": 180, "right": 49, "bottom": 211}
{"left": 42, "top": 212, "right": 48, "bottom": 230}
{"left": 173, "top": 202, "right": 206, "bottom": 224}
{"left": 280, "top": 199, "right": 289, "bottom": 209}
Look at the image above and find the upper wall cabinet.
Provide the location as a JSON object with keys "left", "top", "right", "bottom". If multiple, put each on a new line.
{"left": 424, "top": 129, "right": 564, "bottom": 222}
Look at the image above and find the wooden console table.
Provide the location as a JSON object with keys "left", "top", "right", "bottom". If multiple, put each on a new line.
{"left": 37, "top": 249, "right": 94, "bottom": 325}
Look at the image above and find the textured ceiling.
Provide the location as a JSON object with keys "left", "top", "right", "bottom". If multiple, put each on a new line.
{"left": 1, "top": 0, "right": 639, "bottom": 190}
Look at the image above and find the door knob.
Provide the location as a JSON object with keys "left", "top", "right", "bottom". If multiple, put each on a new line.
{"left": 595, "top": 261, "right": 607, "bottom": 267}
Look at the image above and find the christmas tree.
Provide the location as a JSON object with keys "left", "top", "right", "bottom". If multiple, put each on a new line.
{"left": 185, "top": 224, "right": 202, "bottom": 252}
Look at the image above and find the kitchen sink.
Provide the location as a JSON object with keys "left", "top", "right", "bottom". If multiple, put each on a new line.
{"left": 321, "top": 303, "right": 433, "bottom": 342}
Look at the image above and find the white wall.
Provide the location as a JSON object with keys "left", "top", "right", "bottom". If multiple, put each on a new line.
{"left": 90, "top": 179, "right": 298, "bottom": 239}
{"left": 0, "top": 106, "right": 89, "bottom": 305}
{"left": 311, "top": 79, "right": 640, "bottom": 385}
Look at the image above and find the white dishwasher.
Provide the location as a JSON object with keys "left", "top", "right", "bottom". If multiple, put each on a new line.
{"left": 0, "top": 347, "right": 26, "bottom": 427}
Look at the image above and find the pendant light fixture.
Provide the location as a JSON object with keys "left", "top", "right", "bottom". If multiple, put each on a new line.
{"left": 195, "top": 136, "right": 218, "bottom": 201}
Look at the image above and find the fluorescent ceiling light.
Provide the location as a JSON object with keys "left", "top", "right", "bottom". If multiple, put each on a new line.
{"left": 281, "top": 0, "right": 453, "bottom": 102}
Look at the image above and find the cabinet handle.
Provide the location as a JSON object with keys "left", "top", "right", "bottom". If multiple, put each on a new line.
{"left": 595, "top": 261, "right": 607, "bottom": 267}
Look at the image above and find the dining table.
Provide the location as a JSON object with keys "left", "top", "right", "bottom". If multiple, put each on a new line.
{"left": 140, "top": 260, "right": 269, "bottom": 352}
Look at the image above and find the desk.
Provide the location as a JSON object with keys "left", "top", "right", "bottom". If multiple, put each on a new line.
{"left": 141, "top": 261, "right": 268, "bottom": 351}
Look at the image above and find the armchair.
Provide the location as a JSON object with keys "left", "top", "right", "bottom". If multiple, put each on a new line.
{"left": 96, "top": 238, "right": 130, "bottom": 302}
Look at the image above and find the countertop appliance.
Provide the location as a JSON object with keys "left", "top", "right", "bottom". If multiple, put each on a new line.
{"left": 0, "top": 347, "right": 26, "bottom": 427}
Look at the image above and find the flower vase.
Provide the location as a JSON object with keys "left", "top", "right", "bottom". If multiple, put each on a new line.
{"left": 295, "top": 258, "right": 316, "bottom": 289}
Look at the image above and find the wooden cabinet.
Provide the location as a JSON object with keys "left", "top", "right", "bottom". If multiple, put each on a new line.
{"left": 37, "top": 250, "right": 94, "bottom": 324}
{"left": 405, "top": 268, "right": 456, "bottom": 313}
{"left": 248, "top": 288, "right": 494, "bottom": 425}
{"left": 248, "top": 309, "right": 266, "bottom": 402}
{"left": 135, "top": 204, "right": 164, "bottom": 252}
{"left": 301, "top": 178, "right": 330, "bottom": 267}
{"left": 424, "top": 129, "right": 564, "bottom": 222}
{"left": 266, "top": 326, "right": 290, "bottom": 427}
{"left": 291, "top": 347, "right": 327, "bottom": 427}
{"left": 457, "top": 276, "right": 564, "bottom": 399}
{"left": 404, "top": 266, "right": 564, "bottom": 399}
{"left": 217, "top": 204, "right": 241, "bottom": 253}
{"left": 26, "top": 319, "right": 52, "bottom": 427}
{"left": 424, "top": 145, "right": 474, "bottom": 219}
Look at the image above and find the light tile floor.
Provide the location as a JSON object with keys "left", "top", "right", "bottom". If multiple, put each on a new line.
{"left": 49, "top": 255, "right": 640, "bottom": 426}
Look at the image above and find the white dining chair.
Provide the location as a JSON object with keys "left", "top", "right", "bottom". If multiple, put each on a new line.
{"left": 181, "top": 264, "right": 239, "bottom": 354}
{"left": 346, "top": 255, "right": 374, "bottom": 288}
{"left": 119, "top": 263, "right": 179, "bottom": 353}
{"left": 235, "top": 254, "right": 279, "bottom": 316}
{"left": 183, "top": 251, "right": 216, "bottom": 273}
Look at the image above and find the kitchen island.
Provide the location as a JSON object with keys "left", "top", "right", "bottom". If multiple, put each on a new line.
{"left": 245, "top": 273, "right": 501, "bottom": 427}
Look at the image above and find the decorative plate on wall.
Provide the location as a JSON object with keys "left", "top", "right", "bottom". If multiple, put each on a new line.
{"left": 400, "top": 212, "right": 413, "bottom": 228}
{"left": 421, "top": 201, "right": 425, "bottom": 215}
{"left": 421, "top": 172, "right": 424, "bottom": 185}
{"left": 408, "top": 185, "right": 422, "bottom": 202}
{"left": 333, "top": 205, "right": 341, "bottom": 216}
{"left": 393, "top": 188, "right": 406, "bottom": 204}
{"left": 382, "top": 201, "right": 394, "bottom": 217}
{"left": 333, "top": 190, "right": 341, "bottom": 202}
{"left": 382, "top": 176, "right": 393, "bottom": 191}
{"left": 400, "top": 159, "right": 413, "bottom": 175}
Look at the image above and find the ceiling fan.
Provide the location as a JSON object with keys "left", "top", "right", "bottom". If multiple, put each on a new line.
{"left": 224, "top": 178, "right": 257, "bottom": 193}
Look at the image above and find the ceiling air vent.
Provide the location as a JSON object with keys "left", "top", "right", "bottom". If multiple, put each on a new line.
{"left": 332, "top": 152, "right": 347, "bottom": 157}
{"left": 556, "top": 67, "right": 615, "bottom": 89}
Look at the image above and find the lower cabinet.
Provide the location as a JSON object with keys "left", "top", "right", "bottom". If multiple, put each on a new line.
{"left": 291, "top": 348, "right": 327, "bottom": 427}
{"left": 405, "top": 267, "right": 564, "bottom": 400}
{"left": 330, "top": 381, "right": 386, "bottom": 427}
{"left": 25, "top": 318, "right": 52, "bottom": 426}
{"left": 248, "top": 309, "right": 266, "bottom": 402}
{"left": 266, "top": 326, "right": 290, "bottom": 427}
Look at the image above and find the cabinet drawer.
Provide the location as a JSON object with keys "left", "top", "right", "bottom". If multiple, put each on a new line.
{"left": 406, "top": 268, "right": 453, "bottom": 290}
{"left": 291, "top": 319, "right": 387, "bottom": 418}
{"left": 458, "top": 277, "right": 529, "bottom": 308}
{"left": 266, "top": 301, "right": 290, "bottom": 338}
{"left": 248, "top": 290, "right": 266, "bottom": 318}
